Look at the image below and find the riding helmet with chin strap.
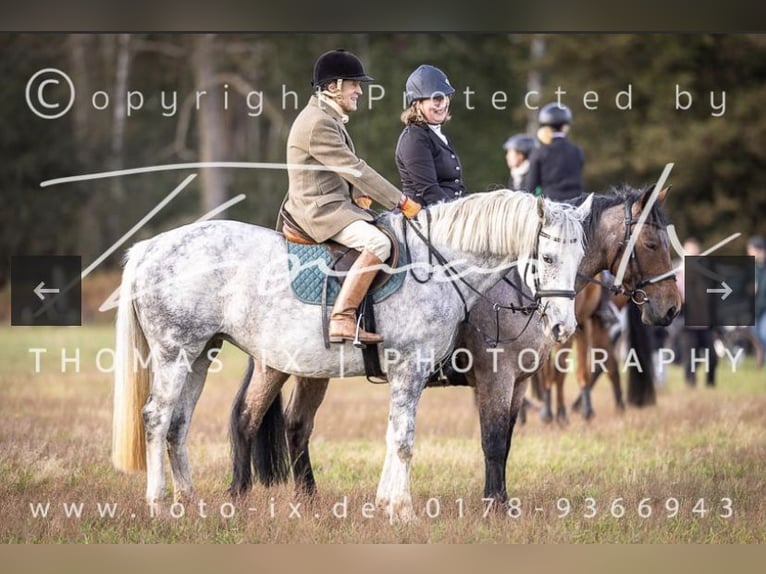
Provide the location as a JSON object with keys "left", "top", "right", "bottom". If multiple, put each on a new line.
{"left": 311, "top": 49, "right": 374, "bottom": 88}
{"left": 538, "top": 102, "right": 573, "bottom": 129}
{"left": 405, "top": 64, "right": 455, "bottom": 106}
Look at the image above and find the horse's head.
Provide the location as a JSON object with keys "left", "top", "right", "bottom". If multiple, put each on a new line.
{"left": 519, "top": 194, "right": 593, "bottom": 343}
{"left": 608, "top": 185, "right": 682, "bottom": 326}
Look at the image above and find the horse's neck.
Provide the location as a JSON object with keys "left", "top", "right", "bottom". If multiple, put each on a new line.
{"left": 399, "top": 222, "right": 515, "bottom": 304}
{"left": 578, "top": 204, "right": 621, "bottom": 282}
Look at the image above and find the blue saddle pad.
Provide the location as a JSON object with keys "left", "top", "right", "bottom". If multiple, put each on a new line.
{"left": 287, "top": 237, "right": 408, "bottom": 306}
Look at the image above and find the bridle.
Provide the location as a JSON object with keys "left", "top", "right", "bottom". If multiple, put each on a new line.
{"left": 401, "top": 207, "right": 579, "bottom": 347}
{"left": 594, "top": 197, "right": 677, "bottom": 305}
{"left": 525, "top": 216, "right": 580, "bottom": 301}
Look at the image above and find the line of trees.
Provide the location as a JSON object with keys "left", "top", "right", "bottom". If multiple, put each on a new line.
{"left": 2, "top": 33, "right": 765, "bottom": 284}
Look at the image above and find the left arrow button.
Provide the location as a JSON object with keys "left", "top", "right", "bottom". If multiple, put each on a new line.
{"left": 33, "top": 281, "right": 61, "bottom": 301}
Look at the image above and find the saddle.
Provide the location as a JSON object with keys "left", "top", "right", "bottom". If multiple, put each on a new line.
{"left": 280, "top": 204, "right": 401, "bottom": 293}
{"left": 279, "top": 204, "right": 407, "bottom": 383}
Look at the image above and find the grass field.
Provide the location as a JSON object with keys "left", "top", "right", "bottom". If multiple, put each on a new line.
{"left": 1, "top": 324, "right": 764, "bottom": 543}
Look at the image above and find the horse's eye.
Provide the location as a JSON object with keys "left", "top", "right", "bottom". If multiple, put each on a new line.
{"left": 644, "top": 242, "right": 657, "bottom": 251}
{"left": 542, "top": 255, "right": 553, "bottom": 264}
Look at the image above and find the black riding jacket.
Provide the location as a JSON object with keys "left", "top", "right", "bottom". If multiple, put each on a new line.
{"left": 526, "top": 136, "right": 585, "bottom": 202}
{"left": 395, "top": 123, "right": 465, "bottom": 207}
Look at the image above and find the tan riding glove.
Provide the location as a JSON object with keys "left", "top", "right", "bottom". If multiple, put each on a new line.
{"left": 354, "top": 195, "right": 373, "bottom": 210}
{"left": 399, "top": 196, "right": 422, "bottom": 219}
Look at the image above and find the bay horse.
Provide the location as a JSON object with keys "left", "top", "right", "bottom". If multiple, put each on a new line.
{"left": 111, "top": 189, "right": 592, "bottom": 520}
{"left": 232, "top": 185, "right": 680, "bottom": 508}
{"left": 536, "top": 278, "right": 629, "bottom": 424}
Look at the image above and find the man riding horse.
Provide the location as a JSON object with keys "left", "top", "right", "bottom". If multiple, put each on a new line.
{"left": 282, "top": 49, "right": 422, "bottom": 345}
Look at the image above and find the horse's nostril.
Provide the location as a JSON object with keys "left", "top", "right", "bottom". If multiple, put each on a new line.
{"left": 667, "top": 306, "right": 677, "bottom": 320}
{"left": 552, "top": 324, "right": 561, "bottom": 340}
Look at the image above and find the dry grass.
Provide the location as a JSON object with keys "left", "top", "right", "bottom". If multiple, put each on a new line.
{"left": 1, "top": 325, "right": 764, "bottom": 542}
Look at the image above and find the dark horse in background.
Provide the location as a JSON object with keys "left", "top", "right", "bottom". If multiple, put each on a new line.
{"left": 229, "top": 185, "right": 681, "bottom": 507}
{"left": 533, "top": 279, "right": 661, "bottom": 425}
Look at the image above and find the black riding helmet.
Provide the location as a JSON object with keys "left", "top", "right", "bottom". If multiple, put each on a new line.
{"left": 405, "top": 64, "right": 455, "bottom": 106}
{"left": 503, "top": 134, "right": 538, "bottom": 158}
{"left": 312, "top": 49, "right": 374, "bottom": 88}
{"left": 538, "top": 102, "right": 573, "bottom": 129}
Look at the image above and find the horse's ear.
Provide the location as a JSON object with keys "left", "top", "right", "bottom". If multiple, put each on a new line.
{"left": 640, "top": 184, "right": 671, "bottom": 210}
{"left": 576, "top": 193, "right": 594, "bottom": 219}
{"left": 536, "top": 196, "right": 545, "bottom": 219}
{"left": 656, "top": 185, "right": 671, "bottom": 206}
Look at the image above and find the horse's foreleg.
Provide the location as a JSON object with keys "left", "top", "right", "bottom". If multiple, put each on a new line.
{"left": 285, "top": 377, "right": 330, "bottom": 497}
{"left": 554, "top": 371, "right": 568, "bottom": 425}
{"left": 606, "top": 342, "right": 625, "bottom": 411}
{"left": 475, "top": 369, "right": 513, "bottom": 505}
{"left": 166, "top": 342, "right": 220, "bottom": 502}
{"left": 576, "top": 325, "right": 594, "bottom": 421}
{"left": 376, "top": 371, "right": 426, "bottom": 522}
{"left": 539, "top": 353, "right": 554, "bottom": 423}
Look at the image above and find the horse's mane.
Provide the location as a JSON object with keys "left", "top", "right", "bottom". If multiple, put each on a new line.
{"left": 426, "top": 189, "right": 585, "bottom": 257}
{"left": 571, "top": 184, "right": 668, "bottom": 243}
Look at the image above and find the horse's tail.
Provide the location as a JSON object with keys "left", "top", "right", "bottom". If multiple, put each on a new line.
{"left": 112, "top": 243, "right": 150, "bottom": 472}
{"left": 229, "top": 357, "right": 289, "bottom": 495}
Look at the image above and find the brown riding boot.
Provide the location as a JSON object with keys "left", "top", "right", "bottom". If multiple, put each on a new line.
{"left": 328, "top": 249, "right": 384, "bottom": 346}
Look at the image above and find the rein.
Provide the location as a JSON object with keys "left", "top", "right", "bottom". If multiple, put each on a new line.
{"left": 401, "top": 209, "right": 576, "bottom": 348}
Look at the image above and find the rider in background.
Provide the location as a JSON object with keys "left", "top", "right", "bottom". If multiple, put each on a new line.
{"left": 526, "top": 102, "right": 585, "bottom": 202}
{"left": 527, "top": 103, "right": 619, "bottom": 338}
{"left": 502, "top": 133, "right": 537, "bottom": 191}
{"left": 395, "top": 64, "right": 465, "bottom": 207}
{"left": 282, "top": 49, "right": 421, "bottom": 345}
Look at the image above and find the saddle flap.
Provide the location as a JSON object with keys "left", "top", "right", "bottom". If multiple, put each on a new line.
{"left": 281, "top": 202, "right": 401, "bottom": 293}
{"left": 286, "top": 223, "right": 407, "bottom": 306}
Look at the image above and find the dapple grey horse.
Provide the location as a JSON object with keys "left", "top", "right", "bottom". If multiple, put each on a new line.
{"left": 112, "top": 189, "right": 592, "bottom": 520}
{"left": 232, "top": 185, "right": 681, "bottom": 509}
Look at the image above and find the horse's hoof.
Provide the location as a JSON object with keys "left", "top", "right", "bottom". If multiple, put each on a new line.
{"left": 226, "top": 482, "right": 251, "bottom": 499}
{"left": 173, "top": 489, "right": 196, "bottom": 505}
{"left": 377, "top": 497, "right": 417, "bottom": 523}
{"left": 582, "top": 409, "right": 595, "bottom": 421}
{"left": 540, "top": 411, "right": 553, "bottom": 424}
{"left": 556, "top": 409, "right": 569, "bottom": 426}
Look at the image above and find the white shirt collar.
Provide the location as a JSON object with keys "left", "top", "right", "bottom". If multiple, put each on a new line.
{"left": 428, "top": 123, "right": 448, "bottom": 144}
{"left": 317, "top": 93, "right": 349, "bottom": 124}
{"left": 511, "top": 161, "right": 530, "bottom": 178}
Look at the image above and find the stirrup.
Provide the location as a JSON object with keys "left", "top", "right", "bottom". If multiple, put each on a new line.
{"left": 353, "top": 314, "right": 366, "bottom": 349}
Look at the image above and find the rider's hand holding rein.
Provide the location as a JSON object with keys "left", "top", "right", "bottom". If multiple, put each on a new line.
{"left": 399, "top": 195, "right": 422, "bottom": 219}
